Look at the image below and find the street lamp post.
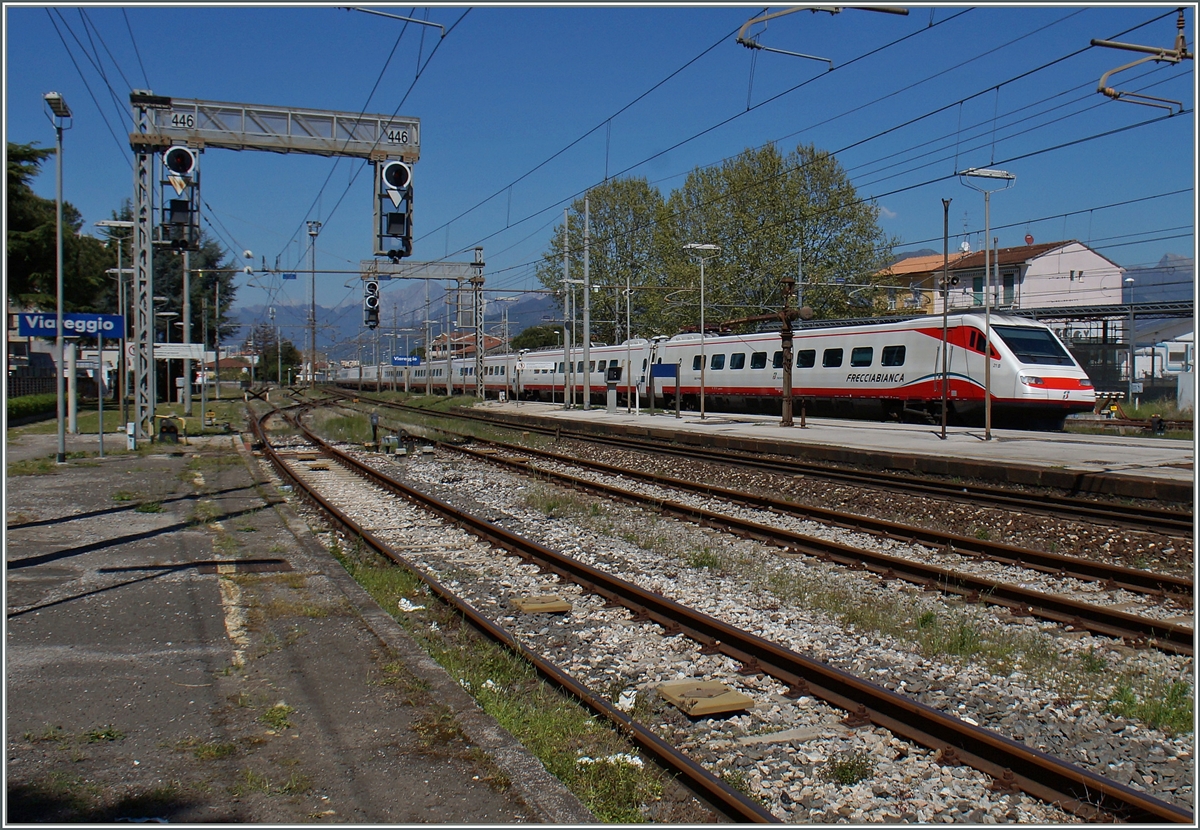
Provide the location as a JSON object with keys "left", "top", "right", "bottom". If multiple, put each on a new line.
{"left": 683, "top": 242, "right": 721, "bottom": 419}
{"left": 957, "top": 166, "right": 1015, "bottom": 441}
{"left": 307, "top": 220, "right": 322, "bottom": 387}
{"left": 156, "top": 311, "right": 179, "bottom": 410}
{"left": 97, "top": 220, "right": 135, "bottom": 427}
{"left": 45, "top": 91, "right": 72, "bottom": 463}
{"left": 939, "top": 198, "right": 951, "bottom": 441}
{"left": 562, "top": 278, "right": 585, "bottom": 409}
{"left": 1125, "top": 276, "right": 1136, "bottom": 405}
{"left": 181, "top": 249, "right": 193, "bottom": 416}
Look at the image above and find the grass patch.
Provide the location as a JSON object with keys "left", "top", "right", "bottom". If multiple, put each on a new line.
{"left": 190, "top": 500, "right": 221, "bottom": 524}
{"left": 83, "top": 726, "right": 124, "bottom": 743}
{"left": 686, "top": 547, "right": 722, "bottom": 570}
{"left": 260, "top": 703, "right": 295, "bottom": 731}
{"left": 523, "top": 487, "right": 596, "bottom": 520}
{"left": 175, "top": 737, "right": 237, "bottom": 760}
{"left": 112, "top": 490, "right": 136, "bottom": 502}
{"left": 1107, "top": 678, "right": 1193, "bottom": 735}
{"left": 822, "top": 749, "right": 875, "bottom": 785}
{"left": 135, "top": 501, "right": 164, "bottom": 514}
{"left": 330, "top": 538, "right": 668, "bottom": 822}
{"left": 719, "top": 769, "right": 768, "bottom": 807}
{"left": 7, "top": 456, "right": 61, "bottom": 476}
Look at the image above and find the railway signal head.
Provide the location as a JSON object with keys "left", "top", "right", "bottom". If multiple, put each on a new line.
{"left": 374, "top": 159, "right": 414, "bottom": 261}
{"left": 380, "top": 160, "right": 412, "bottom": 194}
{"left": 364, "top": 280, "right": 380, "bottom": 329}
{"left": 163, "top": 146, "right": 197, "bottom": 177}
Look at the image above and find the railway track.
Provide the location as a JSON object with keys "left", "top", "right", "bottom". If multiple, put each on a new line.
{"left": 323, "top": 395, "right": 1193, "bottom": 653}
{"left": 250, "top": 402, "right": 1193, "bottom": 824}
{"left": 439, "top": 439, "right": 1193, "bottom": 655}
{"left": 333, "top": 392, "right": 1191, "bottom": 538}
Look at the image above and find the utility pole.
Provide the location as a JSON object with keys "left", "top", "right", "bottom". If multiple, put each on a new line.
{"left": 182, "top": 249, "right": 192, "bottom": 416}
{"left": 471, "top": 247, "right": 485, "bottom": 399}
{"left": 307, "top": 220, "right": 322, "bottom": 387}
{"left": 780, "top": 275, "right": 796, "bottom": 427}
{"left": 563, "top": 207, "right": 573, "bottom": 410}
{"left": 445, "top": 282, "right": 453, "bottom": 396}
{"left": 582, "top": 196, "right": 591, "bottom": 409}
{"left": 270, "top": 306, "right": 280, "bottom": 389}
{"left": 940, "top": 198, "right": 951, "bottom": 441}
{"left": 214, "top": 281, "right": 221, "bottom": 400}
{"left": 201, "top": 295, "right": 208, "bottom": 425}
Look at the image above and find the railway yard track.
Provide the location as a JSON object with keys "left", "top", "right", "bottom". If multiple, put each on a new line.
{"left": 250, "top": 400, "right": 1193, "bottom": 823}
{"left": 337, "top": 392, "right": 1192, "bottom": 537}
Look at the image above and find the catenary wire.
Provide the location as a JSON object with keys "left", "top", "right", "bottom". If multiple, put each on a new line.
{"left": 45, "top": 9, "right": 132, "bottom": 169}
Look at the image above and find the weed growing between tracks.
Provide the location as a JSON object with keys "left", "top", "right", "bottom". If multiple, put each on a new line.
{"left": 1108, "top": 679, "right": 1193, "bottom": 735}
{"left": 327, "top": 537, "right": 685, "bottom": 823}
{"left": 553, "top": 501, "right": 1193, "bottom": 738}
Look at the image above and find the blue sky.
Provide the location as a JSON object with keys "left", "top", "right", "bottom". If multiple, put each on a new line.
{"left": 5, "top": 3, "right": 1196, "bottom": 324}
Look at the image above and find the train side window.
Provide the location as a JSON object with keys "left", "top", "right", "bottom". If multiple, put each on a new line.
{"left": 693, "top": 355, "right": 702, "bottom": 371}
{"left": 772, "top": 351, "right": 783, "bottom": 369}
{"left": 796, "top": 349, "right": 815, "bottom": 368}
{"left": 823, "top": 348, "right": 844, "bottom": 368}
{"left": 750, "top": 351, "right": 766, "bottom": 369}
{"left": 850, "top": 347, "right": 873, "bottom": 367}
{"left": 730, "top": 353, "right": 746, "bottom": 370}
{"left": 577, "top": 361, "right": 584, "bottom": 373}
{"left": 589, "top": 361, "right": 596, "bottom": 373}
{"left": 711, "top": 353, "right": 725, "bottom": 370}
{"left": 881, "top": 345, "right": 906, "bottom": 366}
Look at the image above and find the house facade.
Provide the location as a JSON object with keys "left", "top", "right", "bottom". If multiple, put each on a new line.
{"left": 880, "top": 241, "right": 1126, "bottom": 316}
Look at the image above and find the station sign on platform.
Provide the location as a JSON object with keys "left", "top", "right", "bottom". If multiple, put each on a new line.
{"left": 154, "top": 343, "right": 206, "bottom": 360}
{"left": 17, "top": 312, "right": 124, "bottom": 338}
{"left": 392, "top": 355, "right": 422, "bottom": 366}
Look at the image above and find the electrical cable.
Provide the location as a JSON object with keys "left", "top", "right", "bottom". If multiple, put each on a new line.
{"left": 423, "top": 10, "right": 767, "bottom": 243}
{"left": 447, "top": 8, "right": 1183, "bottom": 268}
{"left": 274, "top": 8, "right": 471, "bottom": 272}
{"left": 122, "top": 8, "right": 150, "bottom": 88}
{"left": 45, "top": 9, "right": 132, "bottom": 169}
{"left": 273, "top": 7, "right": 418, "bottom": 266}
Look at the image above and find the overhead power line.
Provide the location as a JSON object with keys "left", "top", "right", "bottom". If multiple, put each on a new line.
{"left": 451, "top": 8, "right": 1192, "bottom": 284}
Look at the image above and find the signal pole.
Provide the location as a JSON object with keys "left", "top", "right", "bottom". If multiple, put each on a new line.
{"left": 307, "top": 220, "right": 322, "bottom": 387}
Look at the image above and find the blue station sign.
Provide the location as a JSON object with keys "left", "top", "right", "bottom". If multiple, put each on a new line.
{"left": 18, "top": 312, "right": 125, "bottom": 338}
{"left": 391, "top": 355, "right": 422, "bottom": 366}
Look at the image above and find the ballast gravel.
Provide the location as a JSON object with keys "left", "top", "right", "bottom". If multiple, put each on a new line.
{"left": 267, "top": 439, "right": 1193, "bottom": 822}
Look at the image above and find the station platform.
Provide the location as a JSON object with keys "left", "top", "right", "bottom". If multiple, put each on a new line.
{"left": 4, "top": 430, "right": 591, "bottom": 824}
{"left": 476, "top": 400, "right": 1195, "bottom": 504}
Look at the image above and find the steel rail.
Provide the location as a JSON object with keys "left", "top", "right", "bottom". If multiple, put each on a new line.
{"left": 345, "top": 393, "right": 1192, "bottom": 537}
{"left": 408, "top": 424, "right": 1191, "bottom": 600}
{"left": 248, "top": 407, "right": 778, "bottom": 824}
{"left": 274, "top": 407, "right": 1193, "bottom": 824}
{"left": 444, "top": 442, "right": 1193, "bottom": 656}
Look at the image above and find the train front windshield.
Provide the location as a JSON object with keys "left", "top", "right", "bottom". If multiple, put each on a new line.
{"left": 991, "top": 325, "right": 1074, "bottom": 366}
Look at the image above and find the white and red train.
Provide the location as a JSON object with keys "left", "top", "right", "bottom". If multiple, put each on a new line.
{"left": 334, "top": 313, "right": 1096, "bottom": 430}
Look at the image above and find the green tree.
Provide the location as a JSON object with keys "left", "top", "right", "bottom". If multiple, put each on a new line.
{"left": 529, "top": 143, "right": 897, "bottom": 340}
{"left": 245, "top": 322, "right": 300, "bottom": 383}
{"left": 145, "top": 232, "right": 239, "bottom": 348}
{"left": 534, "top": 177, "right": 668, "bottom": 344}
{"left": 7, "top": 141, "right": 110, "bottom": 311}
{"left": 510, "top": 324, "right": 561, "bottom": 352}
{"left": 665, "top": 143, "right": 897, "bottom": 324}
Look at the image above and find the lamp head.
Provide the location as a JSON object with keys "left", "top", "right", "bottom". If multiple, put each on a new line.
{"left": 44, "top": 91, "right": 71, "bottom": 118}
